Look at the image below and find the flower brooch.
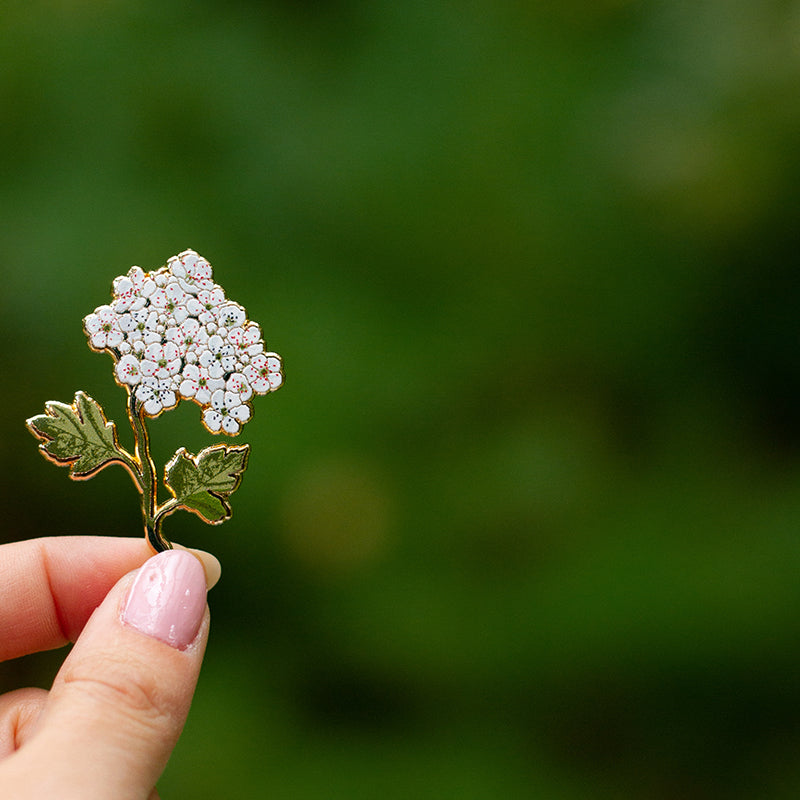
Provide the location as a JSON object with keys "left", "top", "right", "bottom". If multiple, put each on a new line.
{"left": 27, "top": 249, "right": 284, "bottom": 552}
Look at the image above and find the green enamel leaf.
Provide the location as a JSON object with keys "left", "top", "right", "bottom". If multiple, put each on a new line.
{"left": 179, "top": 492, "right": 230, "bottom": 524}
{"left": 164, "top": 444, "right": 250, "bottom": 524}
{"left": 26, "top": 391, "right": 126, "bottom": 478}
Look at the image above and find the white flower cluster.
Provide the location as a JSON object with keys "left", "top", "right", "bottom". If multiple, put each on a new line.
{"left": 83, "top": 249, "right": 283, "bottom": 435}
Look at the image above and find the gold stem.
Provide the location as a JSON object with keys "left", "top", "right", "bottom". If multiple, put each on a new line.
{"left": 128, "top": 391, "right": 171, "bottom": 552}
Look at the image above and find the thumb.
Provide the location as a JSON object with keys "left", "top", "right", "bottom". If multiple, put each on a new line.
{"left": 6, "top": 549, "right": 210, "bottom": 800}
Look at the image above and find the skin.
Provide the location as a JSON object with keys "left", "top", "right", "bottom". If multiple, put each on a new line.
{"left": 0, "top": 536, "right": 217, "bottom": 800}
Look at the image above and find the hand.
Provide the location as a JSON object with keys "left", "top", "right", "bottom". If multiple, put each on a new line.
{"left": 0, "top": 536, "right": 219, "bottom": 800}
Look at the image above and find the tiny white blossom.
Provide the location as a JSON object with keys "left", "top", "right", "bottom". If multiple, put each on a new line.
{"left": 226, "top": 372, "right": 253, "bottom": 402}
{"left": 84, "top": 305, "right": 125, "bottom": 350}
{"left": 203, "top": 389, "right": 251, "bottom": 435}
{"left": 186, "top": 256, "right": 214, "bottom": 292}
{"left": 136, "top": 376, "right": 179, "bottom": 416}
{"left": 227, "top": 323, "right": 264, "bottom": 358}
{"left": 243, "top": 353, "right": 283, "bottom": 394}
{"left": 112, "top": 266, "right": 156, "bottom": 313}
{"left": 195, "top": 286, "right": 225, "bottom": 325}
{"left": 115, "top": 354, "right": 143, "bottom": 385}
{"left": 179, "top": 363, "right": 224, "bottom": 405}
{"left": 217, "top": 303, "right": 246, "bottom": 329}
{"left": 141, "top": 342, "right": 182, "bottom": 380}
{"left": 165, "top": 318, "right": 207, "bottom": 356}
{"left": 170, "top": 249, "right": 215, "bottom": 294}
{"left": 150, "top": 280, "right": 191, "bottom": 324}
{"left": 119, "top": 308, "right": 160, "bottom": 345}
{"left": 199, "top": 334, "right": 237, "bottom": 379}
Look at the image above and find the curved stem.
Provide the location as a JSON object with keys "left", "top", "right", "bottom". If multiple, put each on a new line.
{"left": 152, "top": 498, "right": 180, "bottom": 546}
{"left": 127, "top": 392, "right": 172, "bottom": 552}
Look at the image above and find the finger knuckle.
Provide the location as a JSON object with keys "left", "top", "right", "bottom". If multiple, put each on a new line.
{"left": 60, "top": 651, "right": 180, "bottom": 733}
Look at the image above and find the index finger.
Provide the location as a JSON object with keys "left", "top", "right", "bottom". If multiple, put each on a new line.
{"left": 0, "top": 536, "right": 155, "bottom": 662}
{"left": 0, "top": 537, "right": 221, "bottom": 662}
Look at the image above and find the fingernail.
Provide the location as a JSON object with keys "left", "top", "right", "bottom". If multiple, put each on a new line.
{"left": 121, "top": 550, "right": 207, "bottom": 649}
{"left": 173, "top": 543, "right": 222, "bottom": 590}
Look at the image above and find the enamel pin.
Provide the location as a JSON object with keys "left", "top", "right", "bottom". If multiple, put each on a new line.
{"left": 26, "top": 249, "right": 283, "bottom": 552}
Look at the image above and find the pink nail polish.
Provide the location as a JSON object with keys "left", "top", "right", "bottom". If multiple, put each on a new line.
{"left": 121, "top": 550, "right": 207, "bottom": 649}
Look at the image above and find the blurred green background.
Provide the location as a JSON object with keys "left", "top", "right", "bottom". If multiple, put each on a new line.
{"left": 3, "top": 0, "right": 800, "bottom": 796}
